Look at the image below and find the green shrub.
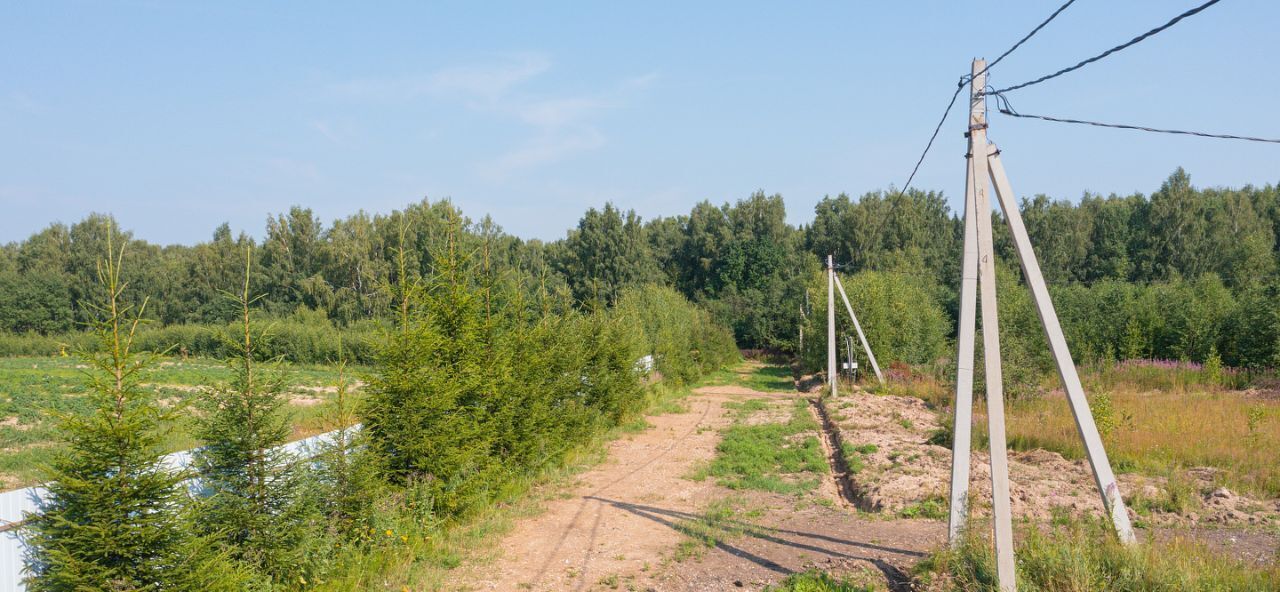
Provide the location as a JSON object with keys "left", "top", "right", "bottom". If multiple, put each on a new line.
{"left": 799, "top": 270, "right": 949, "bottom": 376}
{"left": 615, "top": 284, "right": 739, "bottom": 384}
{"left": 360, "top": 232, "right": 724, "bottom": 521}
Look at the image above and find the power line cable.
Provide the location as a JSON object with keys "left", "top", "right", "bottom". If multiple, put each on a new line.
{"left": 995, "top": 106, "right": 1280, "bottom": 144}
{"left": 894, "top": 0, "right": 1078, "bottom": 199}
{"left": 963, "top": 0, "right": 1078, "bottom": 86}
{"left": 994, "top": 0, "right": 1224, "bottom": 94}
{"left": 894, "top": 85, "right": 964, "bottom": 200}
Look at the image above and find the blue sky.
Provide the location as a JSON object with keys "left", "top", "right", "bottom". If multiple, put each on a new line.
{"left": 2, "top": 1, "right": 1277, "bottom": 245}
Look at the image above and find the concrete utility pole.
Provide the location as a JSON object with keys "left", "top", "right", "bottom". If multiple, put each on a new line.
{"left": 947, "top": 66, "right": 981, "bottom": 547}
{"left": 947, "top": 57, "right": 1136, "bottom": 592}
{"left": 833, "top": 273, "right": 884, "bottom": 384}
{"left": 826, "top": 255, "right": 837, "bottom": 398}
{"left": 962, "top": 59, "right": 1016, "bottom": 591}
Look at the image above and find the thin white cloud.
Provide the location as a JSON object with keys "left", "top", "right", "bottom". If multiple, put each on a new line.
{"left": 430, "top": 53, "right": 551, "bottom": 104}
{"left": 331, "top": 55, "right": 657, "bottom": 180}
{"left": 329, "top": 52, "right": 550, "bottom": 104}
{"left": 477, "top": 129, "right": 606, "bottom": 181}
{"left": 309, "top": 120, "right": 340, "bottom": 143}
{"left": 514, "top": 96, "right": 605, "bottom": 128}
{"left": 265, "top": 157, "right": 323, "bottom": 183}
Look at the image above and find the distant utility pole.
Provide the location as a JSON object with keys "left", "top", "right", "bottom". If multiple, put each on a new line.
{"left": 833, "top": 273, "right": 883, "bottom": 384}
{"left": 826, "top": 254, "right": 837, "bottom": 398}
{"left": 948, "top": 58, "right": 1135, "bottom": 592}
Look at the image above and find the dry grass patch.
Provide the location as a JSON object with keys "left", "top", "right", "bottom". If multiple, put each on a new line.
{"left": 983, "top": 387, "right": 1280, "bottom": 498}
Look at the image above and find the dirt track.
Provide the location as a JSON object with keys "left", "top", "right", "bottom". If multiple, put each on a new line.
{"left": 447, "top": 378, "right": 945, "bottom": 591}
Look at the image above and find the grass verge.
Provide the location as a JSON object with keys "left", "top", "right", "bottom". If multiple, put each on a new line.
{"left": 763, "top": 570, "right": 877, "bottom": 592}
{"left": 885, "top": 364, "right": 1280, "bottom": 499}
{"left": 915, "top": 518, "right": 1280, "bottom": 591}
{"left": 985, "top": 386, "right": 1280, "bottom": 498}
{"left": 689, "top": 398, "right": 825, "bottom": 494}
{"left": 703, "top": 362, "right": 797, "bottom": 393}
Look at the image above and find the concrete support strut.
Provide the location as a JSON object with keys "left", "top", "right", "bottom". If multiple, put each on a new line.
{"left": 948, "top": 57, "right": 1138, "bottom": 592}
{"left": 832, "top": 273, "right": 883, "bottom": 384}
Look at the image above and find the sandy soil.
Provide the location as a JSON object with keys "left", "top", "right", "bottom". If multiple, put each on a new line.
{"left": 824, "top": 384, "right": 1280, "bottom": 562}
{"left": 447, "top": 382, "right": 945, "bottom": 592}
{"left": 447, "top": 371, "right": 1277, "bottom": 592}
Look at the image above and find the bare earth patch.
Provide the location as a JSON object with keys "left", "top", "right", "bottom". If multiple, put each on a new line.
{"left": 446, "top": 374, "right": 1277, "bottom": 591}
{"left": 447, "top": 382, "right": 945, "bottom": 591}
{"left": 828, "top": 385, "right": 1280, "bottom": 562}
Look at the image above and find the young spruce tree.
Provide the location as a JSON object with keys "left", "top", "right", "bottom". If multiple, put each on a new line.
{"left": 362, "top": 217, "right": 504, "bottom": 515}
{"left": 193, "top": 247, "right": 322, "bottom": 586}
{"left": 314, "top": 339, "right": 381, "bottom": 536}
{"left": 23, "top": 232, "right": 246, "bottom": 591}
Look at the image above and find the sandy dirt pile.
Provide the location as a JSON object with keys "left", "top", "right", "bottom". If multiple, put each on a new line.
{"left": 826, "top": 387, "right": 1280, "bottom": 529}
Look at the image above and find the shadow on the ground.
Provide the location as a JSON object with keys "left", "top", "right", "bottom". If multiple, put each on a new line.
{"left": 585, "top": 496, "right": 917, "bottom": 592}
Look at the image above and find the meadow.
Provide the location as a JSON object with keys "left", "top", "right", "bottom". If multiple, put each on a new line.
{"left": 0, "top": 355, "right": 356, "bottom": 489}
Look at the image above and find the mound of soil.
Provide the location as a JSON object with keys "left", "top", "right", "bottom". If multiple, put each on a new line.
{"left": 828, "top": 386, "right": 1280, "bottom": 530}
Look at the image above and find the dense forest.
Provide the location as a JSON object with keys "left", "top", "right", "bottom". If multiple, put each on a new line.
{"left": 4, "top": 168, "right": 1280, "bottom": 369}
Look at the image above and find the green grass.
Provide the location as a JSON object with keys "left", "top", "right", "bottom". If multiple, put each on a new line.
{"left": 671, "top": 497, "right": 765, "bottom": 562}
{"left": 897, "top": 494, "right": 947, "bottom": 520}
{"left": 0, "top": 355, "right": 358, "bottom": 489}
{"left": 763, "top": 570, "right": 876, "bottom": 592}
{"left": 690, "top": 398, "right": 825, "bottom": 494}
{"left": 724, "top": 398, "right": 771, "bottom": 420}
{"left": 915, "top": 517, "right": 1280, "bottom": 591}
{"left": 1126, "top": 472, "right": 1202, "bottom": 521}
{"left": 840, "top": 442, "right": 877, "bottom": 474}
{"left": 704, "top": 362, "right": 796, "bottom": 393}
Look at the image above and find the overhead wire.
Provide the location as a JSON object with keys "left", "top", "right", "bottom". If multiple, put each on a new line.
{"left": 892, "top": 0, "right": 1078, "bottom": 199}
{"left": 993, "top": 0, "right": 1225, "bottom": 94}
{"left": 964, "top": 0, "right": 1077, "bottom": 85}
{"left": 987, "top": 60, "right": 1279, "bottom": 145}
{"left": 994, "top": 106, "right": 1280, "bottom": 145}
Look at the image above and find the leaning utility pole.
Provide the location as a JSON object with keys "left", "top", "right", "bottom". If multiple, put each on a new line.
{"left": 826, "top": 255, "right": 837, "bottom": 398}
{"left": 947, "top": 58, "right": 1136, "bottom": 592}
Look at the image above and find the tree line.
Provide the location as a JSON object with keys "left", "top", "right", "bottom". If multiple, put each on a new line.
{"left": 4, "top": 168, "right": 1280, "bottom": 367}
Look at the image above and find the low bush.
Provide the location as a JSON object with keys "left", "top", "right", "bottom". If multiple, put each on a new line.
{"left": 0, "top": 315, "right": 383, "bottom": 364}
{"left": 799, "top": 270, "right": 950, "bottom": 377}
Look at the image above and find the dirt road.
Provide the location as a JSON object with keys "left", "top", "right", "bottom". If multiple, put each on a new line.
{"left": 448, "top": 376, "right": 945, "bottom": 591}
